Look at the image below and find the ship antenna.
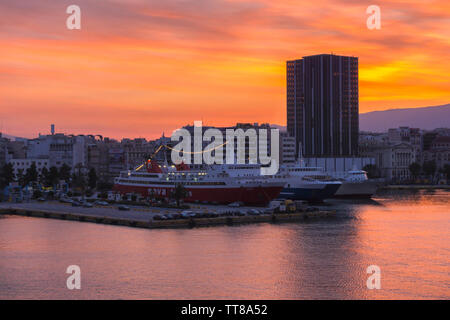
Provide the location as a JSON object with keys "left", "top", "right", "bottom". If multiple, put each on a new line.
{"left": 297, "top": 142, "right": 305, "bottom": 167}
{"left": 163, "top": 145, "right": 169, "bottom": 169}
{"left": 135, "top": 144, "right": 164, "bottom": 172}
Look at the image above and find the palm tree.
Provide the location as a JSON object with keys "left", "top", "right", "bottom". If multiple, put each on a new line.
{"left": 16, "top": 169, "right": 25, "bottom": 186}
{"left": 0, "top": 163, "right": 15, "bottom": 189}
{"left": 59, "top": 163, "right": 71, "bottom": 182}
{"left": 363, "top": 164, "right": 379, "bottom": 179}
{"left": 422, "top": 160, "right": 437, "bottom": 183}
{"left": 408, "top": 162, "right": 421, "bottom": 182}
{"left": 72, "top": 163, "right": 87, "bottom": 195}
{"left": 88, "top": 168, "right": 97, "bottom": 190}
{"left": 172, "top": 183, "right": 188, "bottom": 207}
{"left": 24, "top": 163, "right": 38, "bottom": 186}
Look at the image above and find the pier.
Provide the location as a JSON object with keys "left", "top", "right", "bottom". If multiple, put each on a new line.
{"left": 0, "top": 201, "right": 335, "bottom": 229}
{"left": 381, "top": 184, "right": 450, "bottom": 190}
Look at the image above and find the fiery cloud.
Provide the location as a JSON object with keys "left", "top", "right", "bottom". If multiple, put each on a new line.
{"left": 0, "top": 0, "right": 449, "bottom": 138}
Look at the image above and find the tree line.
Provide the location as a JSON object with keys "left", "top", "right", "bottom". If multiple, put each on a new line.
{"left": 0, "top": 162, "right": 101, "bottom": 191}
{"left": 363, "top": 161, "right": 450, "bottom": 183}
{"left": 408, "top": 161, "right": 449, "bottom": 182}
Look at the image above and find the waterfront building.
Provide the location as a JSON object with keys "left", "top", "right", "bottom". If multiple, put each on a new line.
{"left": 175, "top": 122, "right": 274, "bottom": 165}
{"left": 149, "top": 133, "right": 173, "bottom": 164}
{"left": 422, "top": 136, "right": 450, "bottom": 171}
{"left": 0, "top": 133, "right": 8, "bottom": 167}
{"left": 107, "top": 145, "right": 125, "bottom": 180}
{"left": 279, "top": 132, "right": 296, "bottom": 164}
{"left": 6, "top": 140, "right": 27, "bottom": 161}
{"left": 422, "top": 131, "right": 439, "bottom": 152}
{"left": 359, "top": 130, "right": 418, "bottom": 182}
{"left": 26, "top": 131, "right": 81, "bottom": 170}
{"left": 121, "top": 138, "right": 156, "bottom": 170}
{"left": 358, "top": 132, "right": 389, "bottom": 154}
{"left": 385, "top": 127, "right": 450, "bottom": 172}
{"left": 363, "top": 142, "right": 416, "bottom": 182}
{"left": 9, "top": 158, "right": 50, "bottom": 176}
{"left": 379, "top": 143, "right": 417, "bottom": 181}
{"left": 287, "top": 54, "right": 359, "bottom": 157}
{"left": 1, "top": 135, "right": 28, "bottom": 169}
{"left": 387, "top": 127, "right": 422, "bottom": 159}
{"left": 87, "top": 142, "right": 110, "bottom": 183}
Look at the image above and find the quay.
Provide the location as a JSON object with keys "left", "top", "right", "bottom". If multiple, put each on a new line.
{"left": 380, "top": 185, "right": 450, "bottom": 190}
{"left": 0, "top": 201, "right": 335, "bottom": 229}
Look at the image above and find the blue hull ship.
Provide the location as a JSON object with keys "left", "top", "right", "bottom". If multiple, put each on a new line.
{"left": 278, "top": 182, "right": 342, "bottom": 202}
{"left": 272, "top": 160, "right": 342, "bottom": 201}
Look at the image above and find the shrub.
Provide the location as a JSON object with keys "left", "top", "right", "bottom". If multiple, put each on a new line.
{"left": 33, "top": 189, "right": 42, "bottom": 199}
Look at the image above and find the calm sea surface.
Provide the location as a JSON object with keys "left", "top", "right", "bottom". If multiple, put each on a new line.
{"left": 0, "top": 190, "right": 449, "bottom": 299}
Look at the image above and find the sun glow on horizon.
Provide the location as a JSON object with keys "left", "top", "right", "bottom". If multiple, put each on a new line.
{"left": 0, "top": 0, "right": 449, "bottom": 139}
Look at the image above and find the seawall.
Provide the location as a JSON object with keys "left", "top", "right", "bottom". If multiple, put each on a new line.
{"left": 0, "top": 207, "right": 335, "bottom": 229}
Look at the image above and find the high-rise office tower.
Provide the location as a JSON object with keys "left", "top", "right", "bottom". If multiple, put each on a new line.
{"left": 287, "top": 54, "right": 359, "bottom": 157}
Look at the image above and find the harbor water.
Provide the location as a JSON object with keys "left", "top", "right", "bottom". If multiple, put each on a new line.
{"left": 0, "top": 189, "right": 449, "bottom": 299}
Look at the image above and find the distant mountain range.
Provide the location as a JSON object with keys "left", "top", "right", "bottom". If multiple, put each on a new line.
{"left": 359, "top": 103, "right": 450, "bottom": 132}
{"left": 271, "top": 103, "right": 450, "bottom": 133}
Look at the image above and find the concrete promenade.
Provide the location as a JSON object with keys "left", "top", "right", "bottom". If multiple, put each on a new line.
{"left": 0, "top": 201, "right": 335, "bottom": 229}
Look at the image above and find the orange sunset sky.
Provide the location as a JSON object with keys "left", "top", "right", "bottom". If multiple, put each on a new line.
{"left": 0, "top": 0, "right": 449, "bottom": 139}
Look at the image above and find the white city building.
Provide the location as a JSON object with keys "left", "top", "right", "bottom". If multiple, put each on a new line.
{"left": 377, "top": 143, "right": 417, "bottom": 181}
{"left": 9, "top": 158, "right": 50, "bottom": 175}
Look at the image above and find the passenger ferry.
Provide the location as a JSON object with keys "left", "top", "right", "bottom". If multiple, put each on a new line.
{"left": 208, "top": 162, "right": 341, "bottom": 202}
{"left": 113, "top": 160, "right": 285, "bottom": 206}
{"left": 331, "top": 169, "right": 378, "bottom": 198}
{"left": 274, "top": 165, "right": 342, "bottom": 202}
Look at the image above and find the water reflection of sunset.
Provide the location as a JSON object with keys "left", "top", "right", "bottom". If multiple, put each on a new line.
{"left": 0, "top": 190, "right": 448, "bottom": 299}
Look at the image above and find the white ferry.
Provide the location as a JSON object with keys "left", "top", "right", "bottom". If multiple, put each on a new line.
{"left": 331, "top": 169, "right": 379, "bottom": 198}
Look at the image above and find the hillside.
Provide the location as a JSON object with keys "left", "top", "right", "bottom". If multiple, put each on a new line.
{"left": 359, "top": 104, "right": 450, "bottom": 132}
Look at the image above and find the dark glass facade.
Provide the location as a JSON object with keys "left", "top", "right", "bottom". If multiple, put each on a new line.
{"left": 287, "top": 54, "right": 359, "bottom": 157}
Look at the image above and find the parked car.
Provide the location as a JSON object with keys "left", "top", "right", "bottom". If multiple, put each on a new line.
{"left": 153, "top": 214, "right": 162, "bottom": 220}
{"left": 248, "top": 209, "right": 261, "bottom": 215}
{"left": 71, "top": 201, "right": 81, "bottom": 207}
{"left": 196, "top": 212, "right": 211, "bottom": 218}
{"left": 160, "top": 214, "right": 169, "bottom": 220}
{"left": 94, "top": 200, "right": 109, "bottom": 206}
{"left": 235, "top": 210, "right": 247, "bottom": 216}
{"left": 37, "top": 197, "right": 46, "bottom": 202}
{"left": 228, "top": 201, "right": 242, "bottom": 208}
{"left": 209, "top": 212, "right": 222, "bottom": 218}
{"left": 82, "top": 202, "right": 93, "bottom": 208}
{"left": 118, "top": 205, "right": 130, "bottom": 211}
{"left": 181, "top": 210, "right": 195, "bottom": 218}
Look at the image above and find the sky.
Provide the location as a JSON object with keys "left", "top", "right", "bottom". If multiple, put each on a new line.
{"left": 0, "top": 0, "right": 449, "bottom": 139}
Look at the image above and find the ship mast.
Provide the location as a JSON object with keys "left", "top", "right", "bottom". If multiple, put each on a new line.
{"left": 297, "top": 142, "right": 305, "bottom": 167}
